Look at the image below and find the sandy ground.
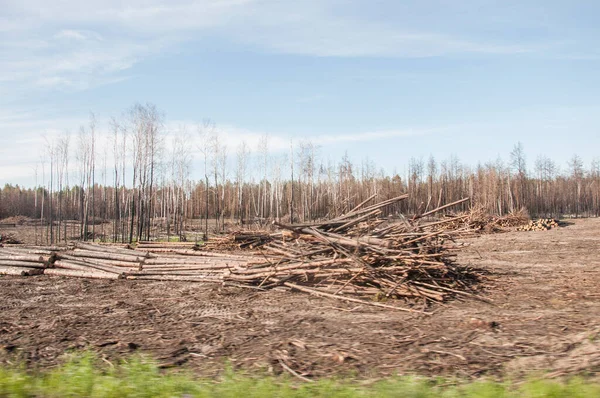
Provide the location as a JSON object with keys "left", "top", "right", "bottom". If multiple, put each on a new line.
{"left": 0, "top": 219, "right": 599, "bottom": 379}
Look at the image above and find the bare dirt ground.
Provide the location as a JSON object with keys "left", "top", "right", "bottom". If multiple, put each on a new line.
{"left": 0, "top": 219, "right": 599, "bottom": 380}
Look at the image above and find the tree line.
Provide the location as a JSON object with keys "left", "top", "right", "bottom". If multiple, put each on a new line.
{"left": 1, "top": 104, "right": 599, "bottom": 244}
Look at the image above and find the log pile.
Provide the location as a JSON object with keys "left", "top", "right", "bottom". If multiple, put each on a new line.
{"left": 420, "top": 206, "right": 531, "bottom": 236}
{"left": 517, "top": 218, "right": 560, "bottom": 231}
{"left": 0, "top": 245, "right": 56, "bottom": 275}
{"left": 0, "top": 195, "right": 486, "bottom": 311}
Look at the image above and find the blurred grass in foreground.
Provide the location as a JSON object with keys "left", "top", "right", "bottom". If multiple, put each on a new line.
{"left": 0, "top": 352, "right": 598, "bottom": 398}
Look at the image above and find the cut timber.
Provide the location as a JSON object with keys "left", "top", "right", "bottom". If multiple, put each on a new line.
{"left": 54, "top": 260, "right": 127, "bottom": 276}
{"left": 0, "top": 254, "right": 46, "bottom": 263}
{"left": 44, "top": 268, "right": 122, "bottom": 280}
{"left": 143, "top": 256, "right": 247, "bottom": 265}
{"left": 0, "top": 265, "right": 44, "bottom": 276}
{"left": 0, "top": 248, "right": 55, "bottom": 255}
{"left": 75, "top": 242, "right": 153, "bottom": 258}
{"left": 69, "top": 249, "right": 144, "bottom": 263}
{"left": 136, "top": 242, "right": 197, "bottom": 249}
{"left": 58, "top": 254, "right": 140, "bottom": 268}
{"left": 125, "top": 274, "right": 223, "bottom": 282}
{"left": 0, "top": 260, "right": 47, "bottom": 268}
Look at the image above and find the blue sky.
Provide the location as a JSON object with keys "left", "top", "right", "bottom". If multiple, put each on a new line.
{"left": 1, "top": 0, "right": 599, "bottom": 186}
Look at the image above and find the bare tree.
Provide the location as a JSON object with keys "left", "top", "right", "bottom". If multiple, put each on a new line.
{"left": 197, "top": 119, "right": 216, "bottom": 239}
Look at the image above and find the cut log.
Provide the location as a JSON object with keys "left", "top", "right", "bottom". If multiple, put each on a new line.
{"left": 0, "top": 265, "right": 44, "bottom": 276}
{"left": 69, "top": 249, "right": 144, "bottom": 263}
{"left": 58, "top": 253, "right": 140, "bottom": 268}
{"left": 125, "top": 274, "right": 223, "bottom": 282}
{"left": 0, "top": 260, "right": 47, "bottom": 268}
{"left": 54, "top": 259, "right": 127, "bottom": 276}
{"left": 44, "top": 268, "right": 122, "bottom": 280}
{"left": 75, "top": 242, "right": 153, "bottom": 258}
{"left": 0, "top": 254, "right": 46, "bottom": 263}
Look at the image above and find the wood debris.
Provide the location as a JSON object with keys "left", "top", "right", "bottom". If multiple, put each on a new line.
{"left": 517, "top": 218, "right": 560, "bottom": 231}
{"left": 0, "top": 195, "right": 487, "bottom": 310}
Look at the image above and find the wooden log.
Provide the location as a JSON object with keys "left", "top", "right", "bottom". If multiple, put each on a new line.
{"left": 274, "top": 223, "right": 390, "bottom": 249}
{"left": 332, "top": 209, "right": 382, "bottom": 232}
{"left": 141, "top": 264, "right": 242, "bottom": 271}
{"left": 0, "top": 265, "right": 44, "bottom": 276}
{"left": 136, "top": 242, "right": 196, "bottom": 249}
{"left": 0, "top": 247, "right": 55, "bottom": 255}
{"left": 125, "top": 274, "right": 223, "bottom": 282}
{"left": 75, "top": 242, "right": 153, "bottom": 258}
{"left": 44, "top": 268, "right": 122, "bottom": 280}
{"left": 339, "top": 194, "right": 409, "bottom": 220}
{"left": 316, "top": 229, "right": 392, "bottom": 249}
{"left": 346, "top": 193, "right": 378, "bottom": 214}
{"left": 143, "top": 256, "right": 246, "bottom": 265}
{"left": 69, "top": 249, "right": 144, "bottom": 263}
{"left": 3, "top": 245, "right": 68, "bottom": 251}
{"left": 413, "top": 197, "right": 470, "bottom": 220}
{"left": 0, "top": 254, "right": 46, "bottom": 263}
{"left": 227, "top": 267, "right": 363, "bottom": 281}
{"left": 0, "top": 260, "right": 47, "bottom": 268}
{"left": 127, "top": 270, "right": 225, "bottom": 277}
{"left": 58, "top": 254, "right": 140, "bottom": 268}
{"left": 54, "top": 259, "right": 128, "bottom": 275}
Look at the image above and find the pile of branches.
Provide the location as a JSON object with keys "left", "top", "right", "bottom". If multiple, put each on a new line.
{"left": 221, "top": 195, "right": 482, "bottom": 307}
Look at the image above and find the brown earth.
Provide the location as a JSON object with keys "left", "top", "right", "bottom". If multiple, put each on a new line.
{"left": 0, "top": 219, "right": 599, "bottom": 380}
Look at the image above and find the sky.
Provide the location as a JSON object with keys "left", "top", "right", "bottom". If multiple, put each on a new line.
{"left": 1, "top": 0, "right": 599, "bottom": 187}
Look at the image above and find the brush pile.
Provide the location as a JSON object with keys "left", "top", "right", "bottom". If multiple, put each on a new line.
{"left": 517, "top": 218, "right": 560, "bottom": 231}
{"left": 208, "top": 195, "right": 481, "bottom": 304}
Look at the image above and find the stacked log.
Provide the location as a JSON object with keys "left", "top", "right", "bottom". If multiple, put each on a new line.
{"left": 517, "top": 218, "right": 560, "bottom": 231}
{"left": 416, "top": 206, "right": 531, "bottom": 236}
{"left": 0, "top": 196, "right": 487, "bottom": 310}
{"left": 135, "top": 241, "right": 201, "bottom": 253}
{"left": 0, "top": 245, "right": 56, "bottom": 275}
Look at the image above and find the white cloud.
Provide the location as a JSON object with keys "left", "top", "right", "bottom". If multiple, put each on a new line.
{"left": 1, "top": 0, "right": 558, "bottom": 97}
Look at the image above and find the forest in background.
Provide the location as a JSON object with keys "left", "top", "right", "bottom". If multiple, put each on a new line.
{"left": 1, "top": 103, "right": 599, "bottom": 243}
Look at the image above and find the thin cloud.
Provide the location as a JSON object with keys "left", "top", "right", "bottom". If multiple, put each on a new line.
{"left": 314, "top": 129, "right": 429, "bottom": 145}
{"left": 0, "top": 0, "right": 561, "bottom": 97}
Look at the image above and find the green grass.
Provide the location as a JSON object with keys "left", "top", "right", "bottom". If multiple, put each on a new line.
{"left": 0, "top": 352, "right": 599, "bottom": 398}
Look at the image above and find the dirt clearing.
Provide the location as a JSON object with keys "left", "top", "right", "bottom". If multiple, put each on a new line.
{"left": 1, "top": 219, "right": 599, "bottom": 379}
